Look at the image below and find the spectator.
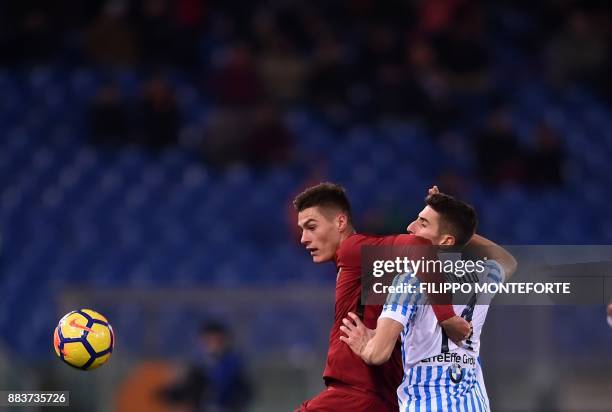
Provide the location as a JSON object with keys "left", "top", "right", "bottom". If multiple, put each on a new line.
{"left": 136, "top": 76, "right": 180, "bottom": 148}
{"left": 245, "top": 102, "right": 294, "bottom": 167}
{"left": 173, "top": 0, "right": 206, "bottom": 69}
{"left": 209, "top": 44, "right": 262, "bottom": 107}
{"left": 89, "top": 83, "right": 130, "bottom": 145}
{"left": 546, "top": 9, "right": 608, "bottom": 86}
{"left": 307, "top": 36, "right": 353, "bottom": 127}
{"left": 12, "top": 8, "right": 58, "bottom": 65}
{"left": 257, "top": 32, "right": 308, "bottom": 104}
{"left": 86, "top": 0, "right": 138, "bottom": 67}
{"left": 202, "top": 102, "right": 294, "bottom": 169}
{"left": 474, "top": 105, "right": 526, "bottom": 186}
{"left": 202, "top": 107, "right": 250, "bottom": 167}
{"left": 133, "top": 0, "right": 177, "bottom": 67}
{"left": 159, "top": 321, "right": 252, "bottom": 412}
{"left": 406, "top": 39, "right": 460, "bottom": 133}
{"left": 431, "top": 4, "right": 490, "bottom": 91}
{"left": 417, "top": 0, "right": 467, "bottom": 36}
{"left": 527, "top": 122, "right": 565, "bottom": 187}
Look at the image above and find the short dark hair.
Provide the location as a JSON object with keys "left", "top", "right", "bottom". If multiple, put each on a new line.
{"left": 293, "top": 182, "right": 352, "bottom": 223}
{"left": 425, "top": 193, "right": 477, "bottom": 246}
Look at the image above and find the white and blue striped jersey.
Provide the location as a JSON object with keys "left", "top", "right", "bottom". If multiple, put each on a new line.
{"left": 380, "top": 260, "right": 505, "bottom": 412}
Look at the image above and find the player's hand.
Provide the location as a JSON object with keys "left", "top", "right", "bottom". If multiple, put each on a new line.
{"left": 428, "top": 185, "right": 440, "bottom": 196}
{"left": 339, "top": 312, "right": 375, "bottom": 356}
{"left": 607, "top": 303, "right": 612, "bottom": 317}
{"left": 440, "top": 315, "right": 472, "bottom": 345}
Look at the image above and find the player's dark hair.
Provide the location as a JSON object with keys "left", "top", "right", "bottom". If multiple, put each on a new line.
{"left": 293, "top": 182, "right": 352, "bottom": 223}
{"left": 425, "top": 193, "right": 477, "bottom": 246}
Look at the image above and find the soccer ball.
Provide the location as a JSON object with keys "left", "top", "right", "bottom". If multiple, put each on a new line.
{"left": 53, "top": 309, "right": 114, "bottom": 370}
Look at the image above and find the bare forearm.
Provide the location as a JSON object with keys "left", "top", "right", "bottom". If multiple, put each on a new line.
{"left": 360, "top": 337, "right": 392, "bottom": 365}
{"left": 468, "top": 234, "right": 517, "bottom": 278}
{"left": 359, "top": 318, "right": 404, "bottom": 365}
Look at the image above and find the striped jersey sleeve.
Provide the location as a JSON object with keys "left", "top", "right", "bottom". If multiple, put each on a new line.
{"left": 380, "top": 273, "right": 423, "bottom": 326}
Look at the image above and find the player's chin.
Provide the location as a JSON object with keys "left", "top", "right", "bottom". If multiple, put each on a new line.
{"left": 311, "top": 255, "right": 323, "bottom": 263}
{"left": 312, "top": 253, "right": 331, "bottom": 263}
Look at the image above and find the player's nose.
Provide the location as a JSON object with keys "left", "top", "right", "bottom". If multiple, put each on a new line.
{"left": 406, "top": 221, "right": 416, "bottom": 234}
{"left": 300, "top": 232, "right": 310, "bottom": 245}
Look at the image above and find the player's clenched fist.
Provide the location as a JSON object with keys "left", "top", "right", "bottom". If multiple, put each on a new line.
{"left": 440, "top": 315, "right": 473, "bottom": 344}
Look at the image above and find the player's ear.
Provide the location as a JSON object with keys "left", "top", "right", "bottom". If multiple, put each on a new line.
{"left": 336, "top": 213, "right": 348, "bottom": 232}
{"left": 439, "top": 234, "right": 456, "bottom": 246}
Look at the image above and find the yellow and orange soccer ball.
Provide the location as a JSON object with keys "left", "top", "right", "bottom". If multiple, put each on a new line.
{"left": 53, "top": 309, "right": 114, "bottom": 370}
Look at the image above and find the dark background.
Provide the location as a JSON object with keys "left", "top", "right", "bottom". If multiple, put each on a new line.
{"left": 0, "top": 0, "right": 611, "bottom": 410}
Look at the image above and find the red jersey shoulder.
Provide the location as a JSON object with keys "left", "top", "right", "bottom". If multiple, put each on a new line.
{"left": 393, "top": 234, "right": 438, "bottom": 263}
{"left": 335, "top": 233, "right": 433, "bottom": 266}
{"left": 335, "top": 234, "right": 368, "bottom": 266}
{"left": 392, "top": 233, "right": 432, "bottom": 246}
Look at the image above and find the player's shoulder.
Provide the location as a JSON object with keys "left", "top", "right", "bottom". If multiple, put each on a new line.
{"left": 336, "top": 233, "right": 391, "bottom": 265}
{"left": 392, "top": 233, "right": 431, "bottom": 246}
{"left": 336, "top": 233, "right": 368, "bottom": 264}
{"left": 336, "top": 233, "right": 432, "bottom": 265}
{"left": 338, "top": 233, "right": 431, "bottom": 253}
{"left": 343, "top": 233, "right": 431, "bottom": 246}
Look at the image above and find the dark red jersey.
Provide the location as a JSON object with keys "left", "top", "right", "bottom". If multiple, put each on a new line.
{"left": 323, "top": 233, "right": 433, "bottom": 409}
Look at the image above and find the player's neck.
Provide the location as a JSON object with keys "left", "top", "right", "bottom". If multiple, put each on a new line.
{"left": 338, "top": 227, "right": 356, "bottom": 244}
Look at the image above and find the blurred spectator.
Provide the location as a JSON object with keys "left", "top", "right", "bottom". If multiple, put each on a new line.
{"left": 245, "top": 103, "right": 294, "bottom": 167}
{"left": 175, "top": 0, "right": 206, "bottom": 30}
{"left": 307, "top": 36, "right": 353, "bottom": 127}
{"left": 373, "top": 62, "right": 429, "bottom": 121}
{"left": 474, "top": 105, "right": 526, "bottom": 186}
{"left": 546, "top": 9, "right": 608, "bottom": 86}
{"left": 406, "top": 39, "right": 460, "bottom": 133}
{"left": 198, "top": 322, "right": 252, "bottom": 412}
{"left": 10, "top": 8, "right": 58, "bottom": 65}
{"left": 160, "top": 321, "right": 252, "bottom": 412}
{"left": 432, "top": 4, "right": 490, "bottom": 91}
{"left": 202, "top": 107, "right": 250, "bottom": 167}
{"left": 308, "top": 35, "right": 349, "bottom": 104}
{"left": 136, "top": 76, "right": 180, "bottom": 148}
{"left": 417, "top": 0, "right": 466, "bottom": 36}
{"left": 360, "top": 25, "right": 403, "bottom": 78}
{"left": 89, "top": 83, "right": 130, "bottom": 145}
{"left": 210, "top": 44, "right": 262, "bottom": 106}
{"left": 257, "top": 31, "right": 308, "bottom": 104}
{"left": 132, "top": 0, "right": 178, "bottom": 67}
{"left": 202, "top": 103, "right": 294, "bottom": 169}
{"left": 86, "top": 0, "right": 138, "bottom": 66}
{"left": 526, "top": 122, "right": 565, "bottom": 187}
{"left": 173, "top": 0, "right": 206, "bottom": 69}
